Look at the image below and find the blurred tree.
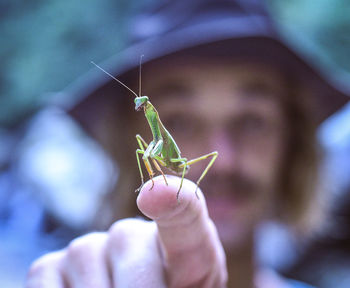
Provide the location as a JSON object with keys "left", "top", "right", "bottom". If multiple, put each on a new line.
{"left": 0, "top": 0, "right": 148, "bottom": 127}
{"left": 268, "top": 0, "right": 350, "bottom": 93}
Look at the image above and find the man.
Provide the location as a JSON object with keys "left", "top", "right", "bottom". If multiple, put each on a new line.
{"left": 25, "top": 1, "right": 349, "bottom": 287}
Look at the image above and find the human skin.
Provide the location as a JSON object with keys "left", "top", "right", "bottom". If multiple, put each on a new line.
{"left": 26, "top": 177, "right": 226, "bottom": 288}
{"left": 26, "top": 58, "right": 289, "bottom": 288}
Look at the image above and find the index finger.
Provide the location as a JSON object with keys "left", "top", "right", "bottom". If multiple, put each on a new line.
{"left": 137, "top": 175, "right": 227, "bottom": 287}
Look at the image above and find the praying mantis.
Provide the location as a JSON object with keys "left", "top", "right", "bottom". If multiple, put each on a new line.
{"left": 91, "top": 59, "right": 218, "bottom": 200}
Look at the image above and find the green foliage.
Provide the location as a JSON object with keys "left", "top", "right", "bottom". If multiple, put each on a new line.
{"left": 0, "top": 0, "right": 142, "bottom": 127}
{"left": 268, "top": 0, "right": 350, "bottom": 92}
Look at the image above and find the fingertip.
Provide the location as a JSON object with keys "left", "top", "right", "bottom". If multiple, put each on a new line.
{"left": 136, "top": 175, "right": 204, "bottom": 221}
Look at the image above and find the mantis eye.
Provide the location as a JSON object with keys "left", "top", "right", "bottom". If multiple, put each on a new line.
{"left": 134, "top": 96, "right": 149, "bottom": 111}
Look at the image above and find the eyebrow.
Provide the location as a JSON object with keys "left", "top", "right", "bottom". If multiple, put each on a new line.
{"left": 237, "top": 79, "right": 281, "bottom": 101}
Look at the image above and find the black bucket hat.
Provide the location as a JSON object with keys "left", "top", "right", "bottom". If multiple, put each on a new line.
{"left": 61, "top": 0, "right": 349, "bottom": 138}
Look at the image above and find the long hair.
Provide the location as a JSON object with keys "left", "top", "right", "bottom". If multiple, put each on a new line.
{"left": 276, "top": 75, "right": 323, "bottom": 235}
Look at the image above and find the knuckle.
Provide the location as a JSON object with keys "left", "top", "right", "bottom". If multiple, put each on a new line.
{"left": 107, "top": 218, "right": 156, "bottom": 251}
{"left": 108, "top": 218, "right": 151, "bottom": 238}
{"left": 108, "top": 218, "right": 132, "bottom": 237}
{"left": 27, "top": 251, "right": 63, "bottom": 278}
{"left": 64, "top": 233, "right": 108, "bottom": 279}
{"left": 67, "top": 232, "right": 105, "bottom": 259}
{"left": 27, "top": 260, "right": 44, "bottom": 278}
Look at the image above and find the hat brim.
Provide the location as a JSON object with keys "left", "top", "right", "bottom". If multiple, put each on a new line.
{"left": 61, "top": 21, "right": 349, "bottom": 138}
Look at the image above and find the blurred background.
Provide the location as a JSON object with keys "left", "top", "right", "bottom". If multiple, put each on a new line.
{"left": 1, "top": 0, "right": 350, "bottom": 287}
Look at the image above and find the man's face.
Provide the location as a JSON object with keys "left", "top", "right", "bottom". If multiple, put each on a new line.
{"left": 140, "top": 57, "right": 288, "bottom": 251}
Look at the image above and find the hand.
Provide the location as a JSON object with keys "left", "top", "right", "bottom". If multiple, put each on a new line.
{"left": 26, "top": 176, "right": 227, "bottom": 288}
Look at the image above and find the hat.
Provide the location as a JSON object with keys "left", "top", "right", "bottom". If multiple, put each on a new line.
{"left": 61, "top": 0, "right": 349, "bottom": 138}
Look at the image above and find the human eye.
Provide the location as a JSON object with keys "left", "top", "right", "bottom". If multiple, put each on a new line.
{"left": 239, "top": 79, "right": 278, "bottom": 100}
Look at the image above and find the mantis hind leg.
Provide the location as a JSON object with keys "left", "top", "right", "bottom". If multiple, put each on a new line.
{"left": 179, "top": 151, "right": 218, "bottom": 199}
{"left": 170, "top": 157, "right": 188, "bottom": 201}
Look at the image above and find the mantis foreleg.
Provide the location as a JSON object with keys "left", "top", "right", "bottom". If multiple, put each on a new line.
{"left": 136, "top": 134, "right": 168, "bottom": 190}
{"left": 135, "top": 149, "right": 144, "bottom": 192}
{"left": 135, "top": 149, "right": 155, "bottom": 191}
{"left": 136, "top": 134, "right": 148, "bottom": 148}
{"left": 136, "top": 135, "right": 155, "bottom": 191}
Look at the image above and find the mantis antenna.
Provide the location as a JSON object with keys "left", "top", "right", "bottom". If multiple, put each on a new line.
{"left": 90, "top": 61, "right": 138, "bottom": 98}
{"left": 139, "top": 54, "right": 144, "bottom": 97}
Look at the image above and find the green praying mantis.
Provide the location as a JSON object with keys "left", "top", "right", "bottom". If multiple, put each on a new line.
{"left": 91, "top": 59, "right": 218, "bottom": 200}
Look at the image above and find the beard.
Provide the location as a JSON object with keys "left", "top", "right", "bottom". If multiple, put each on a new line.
{"left": 195, "top": 170, "right": 272, "bottom": 250}
{"left": 199, "top": 171, "right": 263, "bottom": 203}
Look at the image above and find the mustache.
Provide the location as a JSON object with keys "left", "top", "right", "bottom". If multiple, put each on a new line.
{"left": 200, "top": 172, "right": 261, "bottom": 197}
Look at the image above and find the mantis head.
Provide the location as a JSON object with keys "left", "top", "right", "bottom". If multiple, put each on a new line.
{"left": 134, "top": 96, "right": 149, "bottom": 111}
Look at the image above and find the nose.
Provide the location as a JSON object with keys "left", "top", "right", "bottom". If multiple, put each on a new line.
{"left": 209, "top": 128, "right": 239, "bottom": 173}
